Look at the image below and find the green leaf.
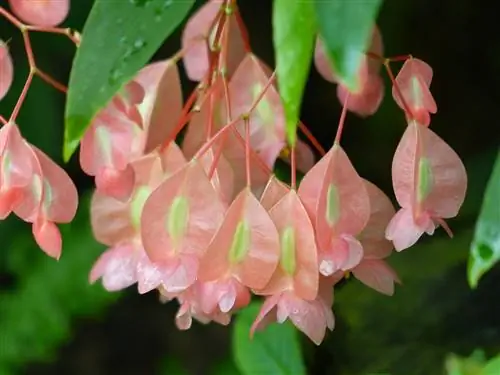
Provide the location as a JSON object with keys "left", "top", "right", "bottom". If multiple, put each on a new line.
{"left": 273, "top": 0, "right": 316, "bottom": 146}
{"left": 0, "top": 194, "right": 120, "bottom": 373}
{"left": 313, "top": 0, "right": 383, "bottom": 91}
{"left": 468, "top": 151, "right": 500, "bottom": 288}
{"left": 64, "top": 0, "right": 195, "bottom": 161}
{"left": 482, "top": 355, "right": 500, "bottom": 375}
{"left": 232, "top": 302, "right": 306, "bottom": 375}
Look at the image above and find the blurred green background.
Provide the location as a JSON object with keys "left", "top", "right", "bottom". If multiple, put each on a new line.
{"left": 1, "top": 0, "right": 500, "bottom": 374}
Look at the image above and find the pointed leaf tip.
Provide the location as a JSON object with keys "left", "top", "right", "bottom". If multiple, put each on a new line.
{"left": 468, "top": 152, "right": 500, "bottom": 289}
{"left": 273, "top": 0, "right": 316, "bottom": 147}
{"left": 64, "top": 0, "right": 195, "bottom": 161}
{"left": 313, "top": 0, "right": 382, "bottom": 91}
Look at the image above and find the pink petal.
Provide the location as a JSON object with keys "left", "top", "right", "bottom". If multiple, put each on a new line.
{"left": 416, "top": 124, "right": 468, "bottom": 218}
{"left": 392, "top": 58, "right": 437, "bottom": 125}
{"left": 385, "top": 207, "right": 434, "bottom": 251}
{"left": 337, "top": 73, "right": 384, "bottom": 117}
{"left": 198, "top": 188, "right": 280, "bottom": 290}
{"left": 0, "top": 41, "right": 14, "bottom": 101}
{"left": 8, "top": 0, "right": 69, "bottom": 27}
{"left": 259, "top": 191, "right": 319, "bottom": 301}
{"left": 352, "top": 258, "right": 401, "bottom": 296}
{"left": 32, "top": 217, "right": 62, "bottom": 259}
{"left": 359, "top": 179, "right": 395, "bottom": 259}
{"left": 279, "top": 292, "right": 330, "bottom": 345}
{"left": 260, "top": 175, "right": 290, "bottom": 211}
{"left": 140, "top": 160, "right": 225, "bottom": 263}
{"left": 89, "top": 243, "right": 137, "bottom": 291}
{"left": 181, "top": 0, "right": 221, "bottom": 81}
{"left": 319, "top": 234, "right": 364, "bottom": 276}
{"left": 134, "top": 61, "right": 183, "bottom": 153}
{"left": 315, "top": 145, "right": 371, "bottom": 249}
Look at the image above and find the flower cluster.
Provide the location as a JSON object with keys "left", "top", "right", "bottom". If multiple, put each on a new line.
{"left": 1, "top": 1, "right": 76, "bottom": 259}
{"left": 0, "top": 0, "right": 467, "bottom": 345}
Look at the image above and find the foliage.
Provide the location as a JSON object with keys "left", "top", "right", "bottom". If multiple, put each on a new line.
{"left": 0, "top": 195, "right": 120, "bottom": 375}
{"left": 232, "top": 302, "right": 306, "bottom": 375}
{"left": 468, "top": 151, "right": 500, "bottom": 288}
{"left": 64, "top": 0, "right": 195, "bottom": 160}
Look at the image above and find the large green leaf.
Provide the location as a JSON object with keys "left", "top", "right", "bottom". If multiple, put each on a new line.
{"left": 64, "top": 0, "right": 195, "bottom": 161}
{"left": 468, "top": 151, "right": 500, "bottom": 288}
{"left": 273, "top": 0, "right": 316, "bottom": 146}
{"left": 232, "top": 302, "right": 306, "bottom": 375}
{"left": 313, "top": 0, "right": 382, "bottom": 91}
{"left": 482, "top": 355, "right": 500, "bottom": 375}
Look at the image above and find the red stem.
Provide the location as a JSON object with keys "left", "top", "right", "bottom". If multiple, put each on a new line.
{"left": 384, "top": 60, "right": 415, "bottom": 119}
{"left": 334, "top": 92, "right": 350, "bottom": 145}
{"left": 291, "top": 145, "right": 297, "bottom": 190}
{"left": 244, "top": 118, "right": 251, "bottom": 186}
{"left": 10, "top": 71, "right": 34, "bottom": 122}
{"left": 298, "top": 123, "right": 326, "bottom": 156}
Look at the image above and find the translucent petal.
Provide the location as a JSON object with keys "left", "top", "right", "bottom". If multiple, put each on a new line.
{"left": 358, "top": 179, "right": 395, "bottom": 259}
{"left": 199, "top": 188, "right": 280, "bottom": 289}
{"left": 8, "top": 0, "right": 69, "bottom": 27}
{"left": 260, "top": 191, "right": 318, "bottom": 301}
{"left": 0, "top": 41, "right": 14, "bottom": 101}
{"left": 141, "top": 160, "right": 225, "bottom": 263}
{"left": 352, "top": 258, "right": 401, "bottom": 296}
{"left": 316, "top": 145, "right": 370, "bottom": 249}
{"left": 135, "top": 60, "right": 183, "bottom": 153}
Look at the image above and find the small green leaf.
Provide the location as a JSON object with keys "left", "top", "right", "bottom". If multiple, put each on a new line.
{"left": 273, "top": 0, "right": 316, "bottom": 146}
{"left": 232, "top": 302, "right": 306, "bottom": 375}
{"left": 468, "top": 151, "right": 500, "bottom": 288}
{"left": 482, "top": 355, "right": 500, "bottom": 375}
{"left": 313, "top": 0, "right": 383, "bottom": 91}
{"left": 64, "top": 0, "right": 195, "bottom": 161}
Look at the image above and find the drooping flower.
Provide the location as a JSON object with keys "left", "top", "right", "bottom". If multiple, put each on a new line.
{"left": 298, "top": 144, "right": 370, "bottom": 276}
{"left": 197, "top": 187, "right": 280, "bottom": 313}
{"left": 392, "top": 58, "right": 437, "bottom": 126}
{"left": 252, "top": 275, "right": 340, "bottom": 345}
{"left": 251, "top": 190, "right": 322, "bottom": 342}
{"left": 181, "top": 0, "right": 247, "bottom": 82}
{"left": 0, "top": 122, "right": 34, "bottom": 219}
{"left": 8, "top": 0, "right": 70, "bottom": 27}
{"left": 134, "top": 60, "right": 183, "bottom": 154}
{"left": 90, "top": 144, "right": 188, "bottom": 293}
{"left": 386, "top": 121, "right": 467, "bottom": 251}
{"left": 0, "top": 40, "right": 13, "bottom": 101}
{"left": 14, "top": 144, "right": 78, "bottom": 259}
{"left": 140, "top": 159, "right": 226, "bottom": 294}
{"left": 314, "top": 26, "right": 385, "bottom": 117}
{"left": 79, "top": 83, "right": 145, "bottom": 201}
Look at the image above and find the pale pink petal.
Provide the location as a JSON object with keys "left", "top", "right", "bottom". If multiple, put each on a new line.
{"left": 181, "top": 0, "right": 221, "bottom": 81}
{"left": 315, "top": 145, "right": 371, "bottom": 249}
{"left": 337, "top": 73, "right": 384, "bottom": 117}
{"left": 261, "top": 191, "right": 319, "bottom": 301}
{"left": 416, "top": 124, "right": 467, "bottom": 218}
{"left": 32, "top": 217, "right": 62, "bottom": 259}
{"left": 90, "top": 191, "right": 135, "bottom": 246}
{"left": 260, "top": 175, "right": 290, "bottom": 211}
{"left": 385, "top": 207, "right": 434, "bottom": 251}
{"left": 359, "top": 179, "right": 395, "bottom": 259}
{"left": 89, "top": 244, "right": 137, "bottom": 291}
{"left": 352, "top": 259, "right": 401, "bottom": 296}
{"left": 8, "top": 0, "right": 69, "bottom": 27}
{"left": 134, "top": 61, "right": 183, "bottom": 153}
{"left": 198, "top": 188, "right": 280, "bottom": 290}
{"left": 140, "top": 160, "right": 226, "bottom": 263}
{"left": 0, "top": 41, "right": 14, "bottom": 101}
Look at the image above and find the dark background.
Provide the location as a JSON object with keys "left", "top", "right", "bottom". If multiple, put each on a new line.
{"left": 1, "top": 0, "right": 499, "bottom": 374}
